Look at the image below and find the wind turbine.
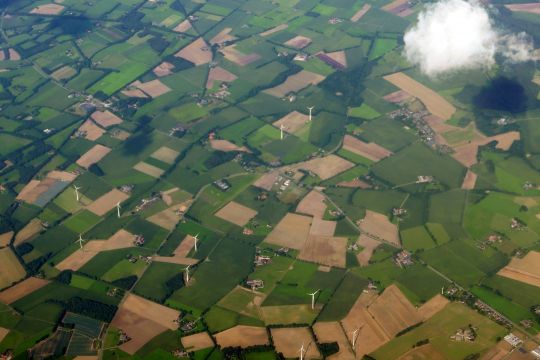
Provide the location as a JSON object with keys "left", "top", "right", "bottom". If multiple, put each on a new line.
{"left": 307, "top": 106, "right": 314, "bottom": 121}
{"left": 185, "top": 265, "right": 191, "bottom": 284}
{"left": 76, "top": 234, "right": 85, "bottom": 250}
{"left": 74, "top": 185, "right": 82, "bottom": 202}
{"left": 280, "top": 124, "right": 285, "bottom": 140}
{"left": 308, "top": 289, "right": 320, "bottom": 310}
{"left": 193, "top": 234, "right": 199, "bottom": 252}
{"left": 299, "top": 342, "right": 306, "bottom": 360}
{"left": 116, "top": 201, "right": 121, "bottom": 218}
{"left": 352, "top": 328, "right": 360, "bottom": 349}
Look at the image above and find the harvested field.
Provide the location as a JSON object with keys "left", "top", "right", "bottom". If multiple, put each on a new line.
{"left": 263, "top": 213, "right": 312, "bottom": 250}
{"left": 151, "top": 147, "right": 179, "bottom": 164}
{"left": 206, "top": 66, "right": 237, "bottom": 88}
{"left": 356, "top": 234, "right": 381, "bottom": 266}
{"left": 452, "top": 131, "right": 520, "bottom": 167}
{"left": 14, "top": 219, "right": 43, "bottom": 245}
{"left": 181, "top": 332, "right": 214, "bottom": 351}
{"left": 260, "top": 24, "right": 288, "bottom": 37}
{"left": 358, "top": 210, "right": 400, "bottom": 246}
{"left": 132, "top": 79, "right": 171, "bottom": 98}
{"left": 298, "top": 235, "right": 347, "bottom": 268}
{"left": 215, "top": 201, "right": 258, "bottom": 227}
{"left": 175, "top": 37, "right": 212, "bottom": 66}
{"left": 424, "top": 115, "right": 456, "bottom": 138}
{"left": 147, "top": 201, "right": 191, "bottom": 230}
{"left": 209, "top": 139, "right": 249, "bottom": 152}
{"left": 173, "top": 20, "right": 191, "bottom": 33}
{"left": 284, "top": 36, "right": 312, "bottom": 49}
{"left": 343, "top": 135, "right": 392, "bottom": 162}
{"left": 220, "top": 45, "right": 261, "bottom": 66}
{"left": 0, "top": 328, "right": 8, "bottom": 343}
{"left": 309, "top": 218, "right": 336, "bottom": 236}
{"left": 514, "top": 196, "right": 538, "bottom": 208}
{"left": 313, "top": 322, "right": 354, "bottom": 360}
{"left": 8, "top": 49, "right": 20, "bottom": 61}
{"left": 368, "top": 284, "right": 421, "bottom": 337}
{"left": 153, "top": 62, "right": 175, "bottom": 77}
{"left": 87, "top": 189, "right": 129, "bottom": 216}
{"left": 133, "top": 162, "right": 165, "bottom": 178}
{"left": 17, "top": 170, "right": 76, "bottom": 205}
{"left": 111, "top": 129, "right": 130, "bottom": 140}
{"left": 0, "top": 231, "right": 13, "bottom": 247}
{"left": 296, "top": 190, "right": 326, "bottom": 218}
{"left": 417, "top": 295, "right": 449, "bottom": 321}
{"left": 0, "top": 248, "right": 26, "bottom": 290}
{"left": 287, "top": 155, "right": 354, "bottom": 180}
{"left": 271, "top": 327, "right": 321, "bottom": 359}
{"left": 505, "top": 3, "right": 540, "bottom": 14}
{"left": 272, "top": 111, "right": 309, "bottom": 134}
{"left": 56, "top": 230, "right": 136, "bottom": 271}
{"left": 461, "top": 169, "right": 477, "bottom": 190}
{"left": 77, "top": 120, "right": 105, "bottom": 141}
{"left": 210, "top": 28, "right": 236, "bottom": 45}
{"left": 121, "top": 88, "right": 148, "bottom": 98}
{"left": 384, "top": 72, "right": 456, "bottom": 120}
{"left": 51, "top": 66, "right": 76, "bottom": 81}
{"left": 152, "top": 233, "right": 198, "bottom": 265}
{"left": 382, "top": 0, "right": 413, "bottom": 17}
{"left": 383, "top": 90, "right": 412, "bottom": 103}
{"left": 152, "top": 256, "right": 198, "bottom": 266}
{"left": 351, "top": 4, "right": 371, "bottom": 22}
{"left": 338, "top": 179, "right": 371, "bottom": 189}
{"left": 0, "top": 277, "right": 49, "bottom": 304}
{"left": 90, "top": 110, "right": 122, "bottom": 128}
{"left": 215, "top": 326, "right": 269, "bottom": 348}
{"left": 498, "top": 251, "right": 540, "bottom": 288}
{"left": 161, "top": 187, "right": 181, "bottom": 206}
{"left": 172, "top": 235, "right": 196, "bottom": 258}
{"left": 76, "top": 144, "right": 111, "bottom": 169}
{"left": 253, "top": 170, "right": 280, "bottom": 191}
{"left": 325, "top": 51, "right": 347, "bottom": 68}
{"left": 30, "top": 3, "right": 64, "bottom": 15}
{"left": 264, "top": 70, "right": 325, "bottom": 98}
{"left": 48, "top": 170, "right": 77, "bottom": 182}
{"left": 341, "top": 291, "right": 389, "bottom": 356}
{"left": 111, "top": 294, "right": 180, "bottom": 354}
{"left": 16, "top": 178, "right": 57, "bottom": 204}
{"left": 480, "top": 341, "right": 513, "bottom": 360}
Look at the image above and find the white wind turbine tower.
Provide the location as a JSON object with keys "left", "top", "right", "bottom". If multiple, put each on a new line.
{"left": 74, "top": 185, "right": 82, "bottom": 202}
{"left": 185, "top": 265, "right": 191, "bottom": 284}
{"left": 308, "top": 289, "right": 320, "bottom": 310}
{"left": 352, "top": 328, "right": 360, "bottom": 349}
{"left": 280, "top": 124, "right": 285, "bottom": 140}
{"left": 76, "top": 234, "right": 85, "bottom": 251}
{"left": 193, "top": 234, "right": 199, "bottom": 252}
{"left": 299, "top": 342, "right": 306, "bottom": 360}
{"left": 116, "top": 201, "right": 121, "bottom": 218}
{"left": 307, "top": 106, "right": 314, "bottom": 121}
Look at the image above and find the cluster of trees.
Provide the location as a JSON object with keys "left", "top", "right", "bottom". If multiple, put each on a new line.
{"left": 51, "top": 297, "right": 117, "bottom": 322}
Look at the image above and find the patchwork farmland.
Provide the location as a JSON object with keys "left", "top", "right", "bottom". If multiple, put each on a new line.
{"left": 0, "top": 0, "right": 538, "bottom": 358}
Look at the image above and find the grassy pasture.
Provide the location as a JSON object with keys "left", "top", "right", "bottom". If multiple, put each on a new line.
{"left": 400, "top": 226, "right": 436, "bottom": 251}
{"left": 167, "top": 237, "right": 255, "bottom": 312}
{"left": 372, "top": 142, "right": 466, "bottom": 189}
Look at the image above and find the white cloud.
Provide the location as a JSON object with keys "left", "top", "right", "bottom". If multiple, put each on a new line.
{"left": 403, "top": 0, "right": 535, "bottom": 77}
